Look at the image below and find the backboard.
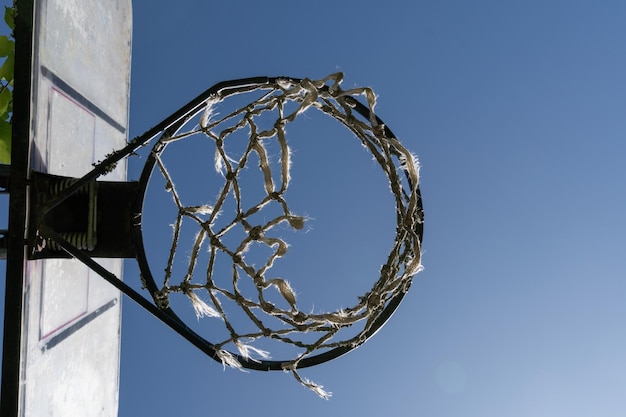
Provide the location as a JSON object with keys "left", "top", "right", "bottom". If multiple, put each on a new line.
{"left": 1, "top": 0, "right": 132, "bottom": 416}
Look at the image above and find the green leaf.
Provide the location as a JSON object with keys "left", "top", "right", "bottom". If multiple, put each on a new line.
{"left": 0, "top": 86, "right": 11, "bottom": 115}
{"left": 0, "top": 118, "right": 11, "bottom": 164}
{"left": 0, "top": 50, "right": 14, "bottom": 82}
{"left": 4, "top": 7, "right": 14, "bottom": 31}
{"left": 0, "top": 36, "right": 13, "bottom": 57}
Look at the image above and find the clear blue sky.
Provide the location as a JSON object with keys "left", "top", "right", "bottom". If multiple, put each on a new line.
{"left": 4, "top": 0, "right": 626, "bottom": 416}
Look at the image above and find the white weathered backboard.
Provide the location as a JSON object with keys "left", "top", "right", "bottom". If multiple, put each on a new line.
{"left": 8, "top": 0, "right": 132, "bottom": 415}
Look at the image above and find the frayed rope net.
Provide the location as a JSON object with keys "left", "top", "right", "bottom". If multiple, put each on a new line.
{"left": 146, "top": 73, "right": 423, "bottom": 398}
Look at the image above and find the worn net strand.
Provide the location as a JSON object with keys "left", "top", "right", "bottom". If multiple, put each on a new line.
{"left": 150, "top": 73, "right": 422, "bottom": 398}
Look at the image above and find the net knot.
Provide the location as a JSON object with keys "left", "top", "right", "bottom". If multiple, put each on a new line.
{"left": 249, "top": 225, "right": 264, "bottom": 240}
{"left": 293, "top": 311, "right": 307, "bottom": 324}
{"left": 154, "top": 290, "right": 170, "bottom": 309}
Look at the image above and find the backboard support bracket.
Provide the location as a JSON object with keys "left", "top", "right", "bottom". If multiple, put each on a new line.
{"left": 28, "top": 171, "right": 138, "bottom": 259}
{"left": 0, "top": 168, "right": 138, "bottom": 259}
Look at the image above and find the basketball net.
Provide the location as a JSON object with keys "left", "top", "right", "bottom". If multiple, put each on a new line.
{"left": 148, "top": 73, "right": 422, "bottom": 398}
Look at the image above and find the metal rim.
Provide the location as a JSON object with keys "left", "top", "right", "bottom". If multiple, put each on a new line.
{"left": 130, "top": 77, "right": 424, "bottom": 370}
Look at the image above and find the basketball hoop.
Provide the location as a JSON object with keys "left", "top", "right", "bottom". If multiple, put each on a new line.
{"left": 24, "top": 73, "right": 424, "bottom": 398}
